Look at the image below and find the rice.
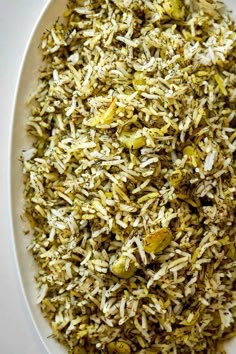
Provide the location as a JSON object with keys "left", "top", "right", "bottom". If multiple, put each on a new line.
{"left": 22, "top": 0, "right": 236, "bottom": 353}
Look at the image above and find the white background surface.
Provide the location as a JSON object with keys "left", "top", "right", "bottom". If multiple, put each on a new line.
{"left": 0, "top": 1, "right": 48, "bottom": 353}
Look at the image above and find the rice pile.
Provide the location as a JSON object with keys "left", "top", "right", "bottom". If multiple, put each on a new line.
{"left": 22, "top": 0, "right": 236, "bottom": 353}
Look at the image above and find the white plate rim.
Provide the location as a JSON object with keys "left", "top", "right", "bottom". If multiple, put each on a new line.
{"left": 9, "top": 1, "right": 67, "bottom": 353}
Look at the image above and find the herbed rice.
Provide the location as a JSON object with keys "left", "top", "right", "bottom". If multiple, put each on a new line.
{"left": 22, "top": 0, "right": 236, "bottom": 353}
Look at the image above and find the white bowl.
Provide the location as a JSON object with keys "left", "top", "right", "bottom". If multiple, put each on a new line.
{"left": 10, "top": 1, "right": 236, "bottom": 353}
